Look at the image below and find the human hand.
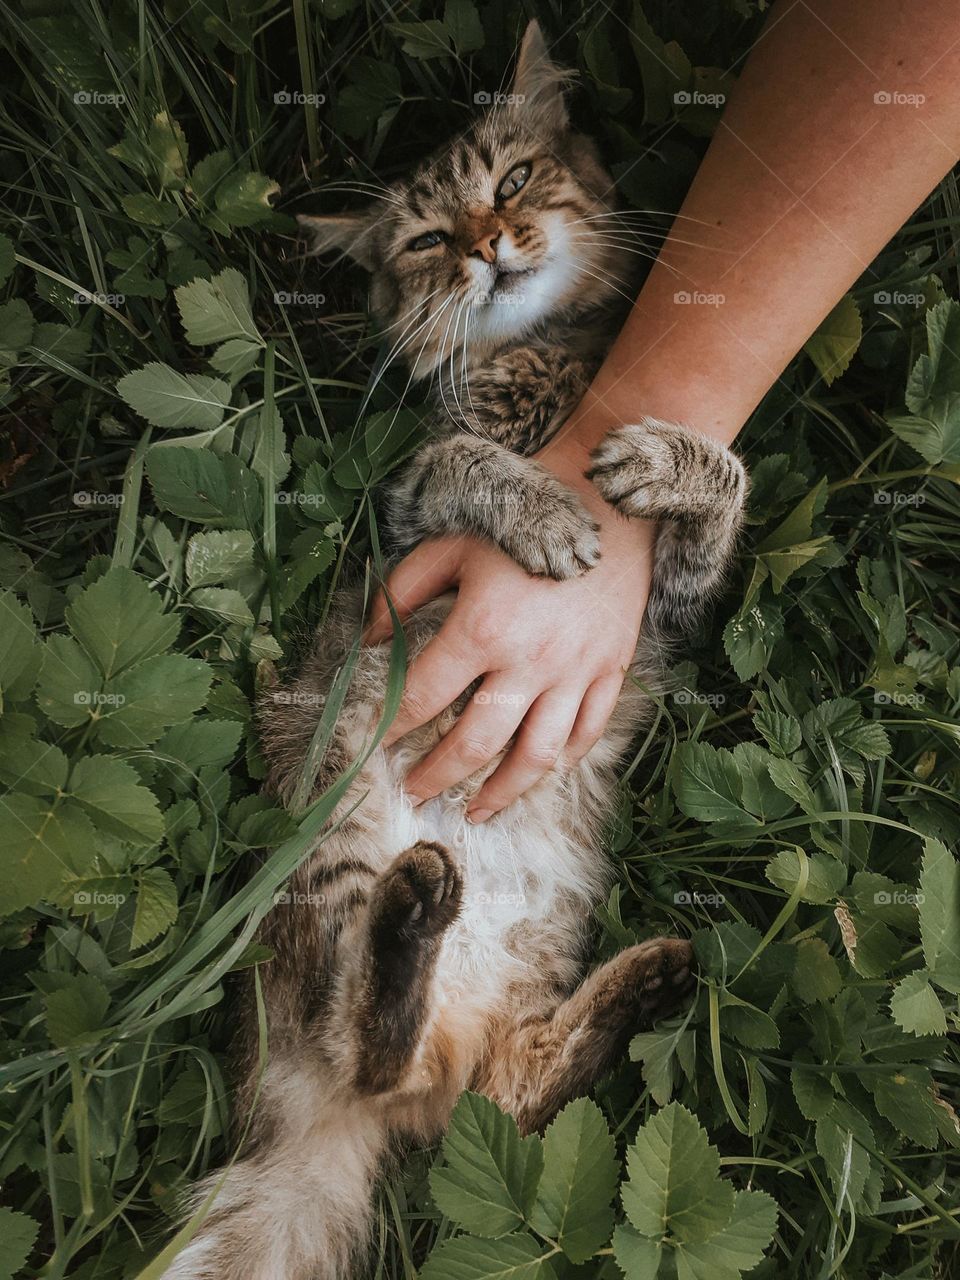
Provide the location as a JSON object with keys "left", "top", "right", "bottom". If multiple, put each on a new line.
{"left": 364, "top": 436, "right": 655, "bottom": 820}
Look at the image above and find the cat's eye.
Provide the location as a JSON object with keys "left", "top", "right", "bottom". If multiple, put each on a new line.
{"left": 407, "top": 230, "right": 444, "bottom": 252}
{"left": 497, "top": 163, "right": 532, "bottom": 200}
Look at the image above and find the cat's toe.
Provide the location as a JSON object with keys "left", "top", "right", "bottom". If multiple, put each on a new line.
{"left": 587, "top": 424, "right": 674, "bottom": 517}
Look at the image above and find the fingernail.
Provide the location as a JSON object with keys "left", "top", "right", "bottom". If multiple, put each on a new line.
{"left": 467, "top": 808, "right": 492, "bottom": 824}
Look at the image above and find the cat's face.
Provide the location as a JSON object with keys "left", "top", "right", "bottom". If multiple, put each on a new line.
{"left": 300, "top": 23, "right": 630, "bottom": 379}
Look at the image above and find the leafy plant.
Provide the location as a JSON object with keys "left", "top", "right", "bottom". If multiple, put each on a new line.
{"left": 1, "top": 2, "right": 959, "bottom": 1279}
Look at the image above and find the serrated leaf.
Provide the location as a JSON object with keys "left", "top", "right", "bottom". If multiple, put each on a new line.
{"left": 869, "top": 1066, "right": 939, "bottom": 1148}
{"left": 175, "top": 266, "right": 262, "bottom": 346}
{"left": 190, "top": 586, "right": 255, "bottom": 627}
{"left": 185, "top": 529, "right": 255, "bottom": 587}
{"left": 209, "top": 170, "right": 280, "bottom": 229}
{"left": 95, "top": 653, "right": 212, "bottom": 747}
{"left": 890, "top": 971, "right": 948, "bottom": 1037}
{"left": 529, "top": 1098, "right": 618, "bottom": 1262}
{"left": 754, "top": 707, "right": 801, "bottom": 757}
{"left": 815, "top": 1106, "right": 873, "bottom": 1207}
{"left": 65, "top": 567, "right": 179, "bottom": 679}
{"left": 429, "top": 1092, "right": 543, "bottom": 1238}
{"left": 0, "top": 795, "right": 98, "bottom": 914}
{"left": 45, "top": 973, "right": 110, "bottom": 1047}
{"left": 0, "top": 233, "right": 15, "bottom": 287}
{"left": 790, "top": 938, "right": 842, "bottom": 1004}
{"left": 132, "top": 867, "right": 178, "bottom": 948}
{"left": 919, "top": 838, "right": 960, "bottom": 993}
{"left": 766, "top": 849, "right": 846, "bottom": 904}
{"left": 803, "top": 293, "right": 861, "bottom": 385}
{"left": 0, "top": 589, "right": 39, "bottom": 704}
{"left": 674, "top": 1190, "right": 778, "bottom": 1280}
{"left": 35, "top": 634, "right": 101, "bottom": 728}
{"left": 629, "top": 1026, "right": 682, "bottom": 1105}
{"left": 0, "top": 1206, "right": 39, "bottom": 1280}
{"left": 612, "top": 1225, "right": 661, "bottom": 1279}
{"left": 674, "top": 741, "right": 760, "bottom": 833}
{"left": 419, "top": 1233, "right": 556, "bottom": 1280}
{"left": 723, "top": 598, "right": 783, "bottom": 681}
{"left": 147, "top": 447, "right": 263, "bottom": 528}
{"left": 622, "top": 1102, "right": 734, "bottom": 1243}
{"left": 0, "top": 298, "right": 34, "bottom": 352}
{"left": 791, "top": 1066, "right": 836, "bottom": 1120}
{"left": 69, "top": 755, "right": 163, "bottom": 845}
{"left": 118, "top": 362, "right": 231, "bottom": 431}
{"left": 210, "top": 338, "right": 262, "bottom": 378}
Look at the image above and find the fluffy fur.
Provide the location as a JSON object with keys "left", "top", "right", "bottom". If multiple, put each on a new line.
{"left": 161, "top": 22, "right": 747, "bottom": 1280}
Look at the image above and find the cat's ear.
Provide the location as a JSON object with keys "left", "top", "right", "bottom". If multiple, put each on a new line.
{"left": 510, "top": 20, "right": 570, "bottom": 131}
{"left": 297, "top": 212, "right": 376, "bottom": 269}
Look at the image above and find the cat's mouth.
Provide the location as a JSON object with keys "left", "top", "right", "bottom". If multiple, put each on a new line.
{"left": 486, "top": 266, "right": 535, "bottom": 302}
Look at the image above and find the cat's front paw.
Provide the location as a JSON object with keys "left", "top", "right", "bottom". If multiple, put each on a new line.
{"left": 373, "top": 841, "right": 462, "bottom": 947}
{"left": 586, "top": 422, "right": 676, "bottom": 518}
{"left": 502, "top": 487, "right": 601, "bottom": 581}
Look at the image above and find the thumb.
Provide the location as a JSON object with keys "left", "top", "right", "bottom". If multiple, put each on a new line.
{"left": 363, "top": 538, "right": 463, "bottom": 644}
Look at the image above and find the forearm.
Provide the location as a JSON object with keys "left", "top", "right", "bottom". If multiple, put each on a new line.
{"left": 552, "top": 0, "right": 960, "bottom": 455}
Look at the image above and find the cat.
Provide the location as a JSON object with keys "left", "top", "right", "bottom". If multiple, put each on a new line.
{"left": 161, "top": 21, "right": 747, "bottom": 1280}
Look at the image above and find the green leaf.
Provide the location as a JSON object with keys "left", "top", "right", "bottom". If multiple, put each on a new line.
{"left": 0, "top": 795, "right": 98, "bottom": 914}
{"left": 529, "top": 1098, "right": 618, "bottom": 1262}
{"left": 919, "top": 837, "right": 960, "bottom": 993}
{"left": 0, "top": 233, "right": 15, "bottom": 287}
{"left": 185, "top": 529, "right": 255, "bottom": 587}
{"left": 723, "top": 598, "right": 783, "bottom": 681}
{"left": 210, "top": 338, "right": 262, "bottom": 378}
{"left": 35, "top": 634, "right": 101, "bottom": 727}
{"left": 889, "top": 299, "right": 960, "bottom": 463}
{"left": 890, "top": 971, "right": 948, "bottom": 1037}
{"left": 45, "top": 973, "right": 110, "bottom": 1047}
{"left": 803, "top": 293, "right": 861, "bottom": 385}
{"left": 95, "top": 654, "right": 211, "bottom": 747}
{"left": 68, "top": 755, "right": 163, "bottom": 845}
{"left": 419, "top": 1233, "right": 557, "bottom": 1280}
{"left": 766, "top": 849, "right": 846, "bottom": 904}
{"left": 156, "top": 718, "right": 243, "bottom": 771}
{"left": 0, "top": 298, "right": 35, "bottom": 351}
{"left": 612, "top": 1225, "right": 662, "bottom": 1279}
{"left": 132, "top": 867, "right": 179, "bottom": 948}
{"left": 622, "top": 1103, "right": 734, "bottom": 1243}
{"left": 754, "top": 706, "right": 801, "bottom": 757}
{"left": 444, "top": 0, "right": 484, "bottom": 53}
{"left": 147, "top": 447, "right": 263, "bottom": 528}
{"left": 0, "top": 589, "right": 40, "bottom": 704}
{"left": 674, "top": 741, "right": 760, "bottom": 833}
{"left": 66, "top": 568, "right": 179, "bottom": 679}
{"left": 720, "top": 992, "right": 780, "bottom": 1049}
{"left": 390, "top": 19, "right": 452, "bottom": 59}
{"left": 629, "top": 1026, "right": 682, "bottom": 1106}
{"left": 190, "top": 586, "right": 255, "bottom": 627}
{"left": 791, "top": 1066, "right": 836, "bottom": 1120}
{"left": 118, "top": 362, "right": 231, "bottom": 431}
{"left": 0, "top": 1206, "right": 39, "bottom": 1280}
{"left": 674, "top": 1190, "right": 777, "bottom": 1280}
{"left": 175, "top": 266, "right": 262, "bottom": 346}
{"left": 429, "top": 1092, "right": 543, "bottom": 1238}
{"left": 208, "top": 170, "right": 281, "bottom": 229}
{"left": 790, "top": 939, "right": 842, "bottom": 1004}
{"left": 815, "top": 1107, "right": 873, "bottom": 1207}
{"left": 0, "top": 719, "right": 68, "bottom": 795}
{"left": 868, "top": 1066, "right": 939, "bottom": 1148}
{"left": 121, "top": 193, "right": 178, "bottom": 227}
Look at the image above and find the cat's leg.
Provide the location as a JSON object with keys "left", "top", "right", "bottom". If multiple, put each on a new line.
{"left": 474, "top": 937, "right": 695, "bottom": 1133}
{"left": 586, "top": 417, "right": 749, "bottom": 626}
{"left": 334, "top": 840, "right": 463, "bottom": 1094}
{"left": 389, "top": 434, "right": 601, "bottom": 580}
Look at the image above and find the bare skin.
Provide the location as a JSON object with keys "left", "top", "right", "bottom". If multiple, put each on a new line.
{"left": 366, "top": 0, "right": 960, "bottom": 818}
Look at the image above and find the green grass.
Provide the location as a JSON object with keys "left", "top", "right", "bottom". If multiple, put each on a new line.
{"left": 0, "top": 2, "right": 958, "bottom": 1278}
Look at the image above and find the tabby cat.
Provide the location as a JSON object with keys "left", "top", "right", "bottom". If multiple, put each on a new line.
{"left": 163, "top": 22, "right": 747, "bottom": 1280}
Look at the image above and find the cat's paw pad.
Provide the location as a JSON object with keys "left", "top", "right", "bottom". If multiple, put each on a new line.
{"left": 624, "top": 937, "right": 696, "bottom": 1019}
{"left": 507, "top": 492, "right": 601, "bottom": 580}
{"left": 586, "top": 424, "right": 676, "bottom": 517}
{"left": 376, "top": 841, "right": 462, "bottom": 943}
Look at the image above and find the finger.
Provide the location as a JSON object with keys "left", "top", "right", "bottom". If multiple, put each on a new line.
{"left": 364, "top": 540, "right": 462, "bottom": 645}
{"left": 382, "top": 618, "right": 485, "bottom": 747}
{"left": 563, "top": 672, "right": 626, "bottom": 763}
{"left": 403, "top": 676, "right": 534, "bottom": 802}
{"left": 466, "top": 684, "right": 583, "bottom": 820}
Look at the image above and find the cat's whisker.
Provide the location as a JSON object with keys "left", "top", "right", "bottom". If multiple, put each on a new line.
{"left": 359, "top": 290, "right": 451, "bottom": 417}
{"left": 578, "top": 207, "right": 718, "bottom": 228}
{"left": 435, "top": 295, "right": 469, "bottom": 427}
{"left": 573, "top": 224, "right": 732, "bottom": 253}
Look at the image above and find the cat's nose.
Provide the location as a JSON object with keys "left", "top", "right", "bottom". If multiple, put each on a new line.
{"left": 469, "top": 230, "right": 500, "bottom": 264}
